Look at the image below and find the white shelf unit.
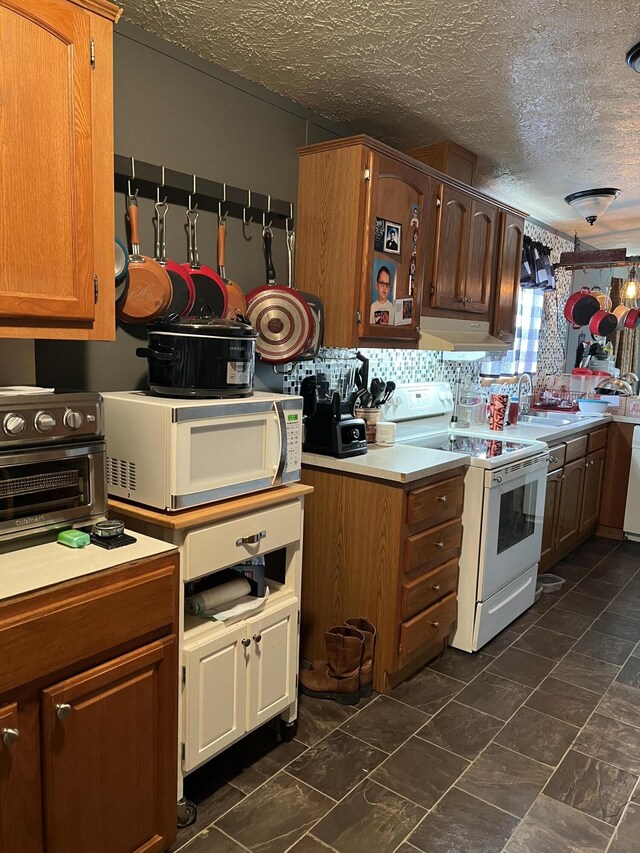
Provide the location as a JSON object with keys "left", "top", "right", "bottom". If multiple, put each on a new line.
{"left": 117, "top": 493, "right": 306, "bottom": 800}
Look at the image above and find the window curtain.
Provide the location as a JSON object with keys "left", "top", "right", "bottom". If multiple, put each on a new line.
{"left": 500, "top": 288, "right": 545, "bottom": 375}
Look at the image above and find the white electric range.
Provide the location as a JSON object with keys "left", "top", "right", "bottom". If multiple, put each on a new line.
{"left": 382, "top": 383, "right": 549, "bottom": 652}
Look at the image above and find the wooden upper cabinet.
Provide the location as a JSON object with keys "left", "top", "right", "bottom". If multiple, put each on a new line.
{"left": 465, "top": 199, "right": 497, "bottom": 314}
{"left": 0, "top": 0, "right": 120, "bottom": 339}
{"left": 430, "top": 184, "right": 470, "bottom": 312}
{"left": 358, "top": 151, "right": 432, "bottom": 343}
{"left": 492, "top": 212, "right": 524, "bottom": 343}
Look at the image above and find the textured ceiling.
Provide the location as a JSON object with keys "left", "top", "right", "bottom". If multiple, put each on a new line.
{"left": 123, "top": 0, "right": 640, "bottom": 251}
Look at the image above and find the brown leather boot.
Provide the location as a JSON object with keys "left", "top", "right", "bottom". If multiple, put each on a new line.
{"left": 344, "top": 618, "right": 376, "bottom": 697}
{"left": 300, "top": 626, "right": 364, "bottom": 705}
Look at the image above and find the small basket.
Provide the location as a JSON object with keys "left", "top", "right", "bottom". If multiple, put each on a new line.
{"left": 537, "top": 573, "right": 565, "bottom": 593}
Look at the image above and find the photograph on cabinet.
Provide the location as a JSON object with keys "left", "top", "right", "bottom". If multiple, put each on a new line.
{"left": 370, "top": 259, "right": 396, "bottom": 325}
{"left": 384, "top": 220, "right": 401, "bottom": 253}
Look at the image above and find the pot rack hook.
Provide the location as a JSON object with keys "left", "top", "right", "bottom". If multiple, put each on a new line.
{"left": 127, "top": 157, "right": 139, "bottom": 202}
{"left": 242, "top": 191, "right": 253, "bottom": 241}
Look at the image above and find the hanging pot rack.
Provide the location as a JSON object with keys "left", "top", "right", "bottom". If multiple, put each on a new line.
{"left": 114, "top": 154, "right": 294, "bottom": 226}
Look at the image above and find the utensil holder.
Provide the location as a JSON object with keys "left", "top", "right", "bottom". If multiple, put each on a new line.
{"left": 355, "top": 407, "right": 381, "bottom": 443}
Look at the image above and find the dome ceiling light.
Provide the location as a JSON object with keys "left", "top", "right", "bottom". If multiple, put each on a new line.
{"left": 564, "top": 188, "right": 621, "bottom": 226}
{"left": 626, "top": 42, "right": 640, "bottom": 72}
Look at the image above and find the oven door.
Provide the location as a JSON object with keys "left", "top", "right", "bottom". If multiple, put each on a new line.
{"left": 0, "top": 442, "right": 106, "bottom": 539}
{"left": 478, "top": 454, "right": 548, "bottom": 600}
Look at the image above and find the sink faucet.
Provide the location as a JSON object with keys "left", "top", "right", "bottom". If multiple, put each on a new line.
{"left": 516, "top": 373, "right": 533, "bottom": 415}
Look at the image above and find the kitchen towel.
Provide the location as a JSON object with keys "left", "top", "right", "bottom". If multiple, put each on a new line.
{"left": 185, "top": 577, "right": 251, "bottom": 615}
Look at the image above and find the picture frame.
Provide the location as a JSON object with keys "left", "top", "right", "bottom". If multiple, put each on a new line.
{"left": 384, "top": 221, "right": 401, "bottom": 255}
{"left": 370, "top": 258, "right": 396, "bottom": 326}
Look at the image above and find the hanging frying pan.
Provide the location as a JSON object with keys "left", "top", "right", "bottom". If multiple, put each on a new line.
{"left": 285, "top": 224, "right": 324, "bottom": 359}
{"left": 217, "top": 216, "right": 247, "bottom": 319}
{"left": 563, "top": 287, "right": 599, "bottom": 328}
{"left": 154, "top": 198, "right": 195, "bottom": 317}
{"left": 245, "top": 227, "right": 313, "bottom": 364}
{"left": 115, "top": 237, "right": 129, "bottom": 303}
{"left": 117, "top": 195, "right": 173, "bottom": 325}
{"left": 589, "top": 309, "right": 618, "bottom": 337}
{"left": 182, "top": 205, "right": 228, "bottom": 318}
{"left": 624, "top": 308, "right": 640, "bottom": 329}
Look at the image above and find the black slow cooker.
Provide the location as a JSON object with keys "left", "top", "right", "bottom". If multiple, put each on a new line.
{"left": 137, "top": 316, "right": 259, "bottom": 398}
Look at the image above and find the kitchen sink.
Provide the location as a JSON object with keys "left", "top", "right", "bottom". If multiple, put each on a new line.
{"left": 517, "top": 414, "right": 575, "bottom": 426}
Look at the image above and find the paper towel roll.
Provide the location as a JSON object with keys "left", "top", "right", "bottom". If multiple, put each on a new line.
{"left": 185, "top": 577, "right": 251, "bottom": 615}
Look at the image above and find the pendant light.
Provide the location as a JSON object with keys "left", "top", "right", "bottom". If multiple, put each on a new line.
{"left": 564, "top": 188, "right": 621, "bottom": 225}
{"left": 622, "top": 266, "right": 638, "bottom": 301}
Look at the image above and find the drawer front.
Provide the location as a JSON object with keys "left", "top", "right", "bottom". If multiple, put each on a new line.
{"left": 401, "top": 559, "right": 458, "bottom": 621}
{"left": 404, "top": 519, "right": 462, "bottom": 575}
{"left": 184, "top": 501, "right": 302, "bottom": 580}
{"left": 0, "top": 556, "right": 178, "bottom": 695}
{"left": 400, "top": 593, "right": 457, "bottom": 658}
{"left": 565, "top": 434, "right": 588, "bottom": 463}
{"left": 587, "top": 426, "right": 608, "bottom": 453}
{"left": 406, "top": 475, "right": 464, "bottom": 529}
{"left": 547, "top": 444, "right": 566, "bottom": 473}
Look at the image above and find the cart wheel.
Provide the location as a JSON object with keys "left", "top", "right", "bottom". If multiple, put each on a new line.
{"left": 277, "top": 718, "right": 297, "bottom": 743}
{"left": 177, "top": 798, "right": 197, "bottom": 828}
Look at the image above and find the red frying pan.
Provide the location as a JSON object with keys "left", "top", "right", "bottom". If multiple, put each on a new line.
{"left": 117, "top": 195, "right": 173, "bottom": 325}
{"left": 246, "top": 227, "right": 313, "bottom": 364}
{"left": 182, "top": 206, "right": 228, "bottom": 318}
{"left": 217, "top": 218, "right": 247, "bottom": 319}
{"left": 564, "top": 288, "right": 599, "bottom": 328}
{"left": 154, "top": 199, "right": 195, "bottom": 317}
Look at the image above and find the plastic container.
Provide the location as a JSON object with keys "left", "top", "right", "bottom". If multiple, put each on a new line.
{"left": 537, "top": 573, "right": 565, "bottom": 592}
{"left": 508, "top": 396, "right": 519, "bottom": 426}
{"left": 375, "top": 420, "right": 396, "bottom": 446}
{"left": 577, "top": 398, "right": 609, "bottom": 415}
{"left": 534, "top": 583, "right": 544, "bottom": 603}
{"left": 570, "top": 369, "right": 610, "bottom": 396}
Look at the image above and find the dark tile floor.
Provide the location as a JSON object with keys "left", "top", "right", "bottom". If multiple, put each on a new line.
{"left": 173, "top": 537, "right": 640, "bottom": 853}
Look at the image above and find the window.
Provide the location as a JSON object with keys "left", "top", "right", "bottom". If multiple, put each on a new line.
{"left": 501, "top": 288, "right": 545, "bottom": 375}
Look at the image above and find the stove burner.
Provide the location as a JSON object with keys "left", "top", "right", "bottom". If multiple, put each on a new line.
{"left": 418, "top": 433, "right": 535, "bottom": 460}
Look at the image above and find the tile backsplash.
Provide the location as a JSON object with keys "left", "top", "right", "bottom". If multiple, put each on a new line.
{"left": 281, "top": 348, "right": 483, "bottom": 395}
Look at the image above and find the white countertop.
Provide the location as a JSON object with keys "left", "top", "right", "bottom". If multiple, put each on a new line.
{"left": 612, "top": 414, "right": 640, "bottom": 425}
{"left": 459, "top": 414, "right": 612, "bottom": 444}
{"left": 0, "top": 530, "right": 176, "bottom": 603}
{"left": 302, "top": 445, "right": 469, "bottom": 483}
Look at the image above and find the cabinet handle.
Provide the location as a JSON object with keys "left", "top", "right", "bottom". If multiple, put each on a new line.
{"left": 1, "top": 728, "right": 19, "bottom": 747}
{"left": 55, "top": 703, "right": 72, "bottom": 720}
{"left": 434, "top": 541, "right": 444, "bottom": 548}
{"left": 433, "top": 584, "right": 441, "bottom": 591}
{"left": 253, "top": 633, "right": 262, "bottom": 644}
{"left": 241, "top": 638, "right": 251, "bottom": 647}
{"left": 437, "top": 495, "right": 447, "bottom": 503}
{"left": 497, "top": 330, "right": 504, "bottom": 338}
{"left": 236, "top": 531, "right": 266, "bottom": 546}
{"left": 561, "top": 474, "right": 565, "bottom": 480}
{"left": 550, "top": 455, "right": 558, "bottom": 463}
{"left": 431, "top": 621, "right": 440, "bottom": 629}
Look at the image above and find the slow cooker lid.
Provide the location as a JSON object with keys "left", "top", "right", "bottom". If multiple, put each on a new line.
{"left": 149, "top": 315, "right": 259, "bottom": 338}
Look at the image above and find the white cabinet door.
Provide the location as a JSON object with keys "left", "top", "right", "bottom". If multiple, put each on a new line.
{"left": 182, "top": 624, "right": 247, "bottom": 772}
{"left": 246, "top": 599, "right": 298, "bottom": 730}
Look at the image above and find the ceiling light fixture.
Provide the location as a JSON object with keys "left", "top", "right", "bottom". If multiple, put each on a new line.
{"left": 626, "top": 42, "right": 640, "bottom": 72}
{"left": 564, "top": 188, "right": 621, "bottom": 226}
{"left": 623, "top": 266, "right": 638, "bottom": 300}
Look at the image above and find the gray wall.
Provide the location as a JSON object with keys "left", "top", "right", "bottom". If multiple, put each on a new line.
{"left": 36, "top": 21, "right": 348, "bottom": 392}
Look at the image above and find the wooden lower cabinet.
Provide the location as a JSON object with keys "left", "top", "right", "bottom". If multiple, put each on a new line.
{"left": 540, "top": 427, "right": 609, "bottom": 571}
{"left": 0, "top": 553, "right": 179, "bottom": 853}
{"left": 300, "top": 465, "right": 464, "bottom": 692}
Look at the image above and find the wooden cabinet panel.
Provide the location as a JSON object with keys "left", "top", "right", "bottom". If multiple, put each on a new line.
{"left": 556, "top": 458, "right": 585, "bottom": 550}
{"left": 399, "top": 592, "right": 457, "bottom": 658}
{"left": 600, "top": 422, "right": 634, "bottom": 531}
{"left": 41, "top": 637, "right": 177, "bottom": 853}
{"left": 465, "top": 200, "right": 497, "bottom": 315}
{"left": 492, "top": 212, "right": 524, "bottom": 343}
{"left": 587, "top": 426, "right": 608, "bottom": 454}
{"left": 547, "top": 444, "right": 566, "bottom": 473}
{"left": 564, "top": 435, "right": 588, "bottom": 463}
{"left": 359, "top": 152, "right": 431, "bottom": 342}
{"left": 0, "top": 700, "right": 43, "bottom": 853}
{"left": 401, "top": 559, "right": 458, "bottom": 621}
{"left": 541, "top": 470, "right": 562, "bottom": 564}
{"left": 0, "top": 0, "right": 94, "bottom": 322}
{"left": 430, "top": 184, "right": 470, "bottom": 311}
{"left": 404, "top": 518, "right": 462, "bottom": 575}
{"left": 182, "top": 625, "right": 246, "bottom": 772}
{"left": 406, "top": 475, "right": 464, "bottom": 529}
{"left": 247, "top": 599, "right": 297, "bottom": 730}
{"left": 580, "top": 448, "right": 606, "bottom": 533}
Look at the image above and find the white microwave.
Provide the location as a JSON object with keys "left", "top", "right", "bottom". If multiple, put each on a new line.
{"left": 101, "top": 391, "right": 303, "bottom": 510}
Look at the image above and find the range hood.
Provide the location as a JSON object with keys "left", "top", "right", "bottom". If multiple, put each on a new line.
{"left": 418, "top": 317, "right": 510, "bottom": 352}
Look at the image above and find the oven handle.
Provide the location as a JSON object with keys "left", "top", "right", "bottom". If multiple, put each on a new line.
{"left": 0, "top": 441, "right": 105, "bottom": 468}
